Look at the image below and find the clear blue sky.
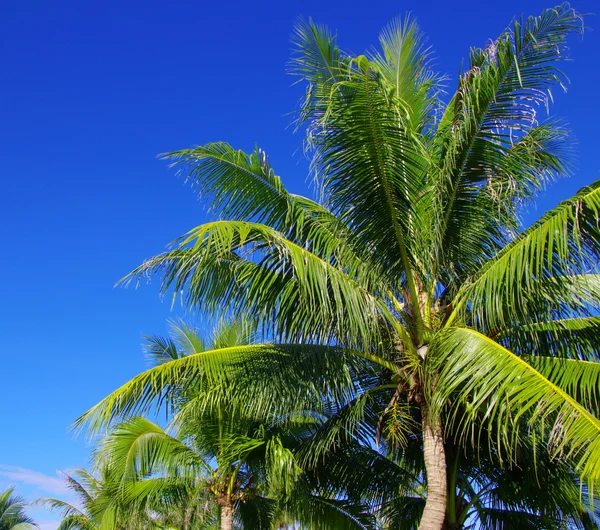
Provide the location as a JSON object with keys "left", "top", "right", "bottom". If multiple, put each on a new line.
{"left": 0, "top": 0, "right": 598, "bottom": 526}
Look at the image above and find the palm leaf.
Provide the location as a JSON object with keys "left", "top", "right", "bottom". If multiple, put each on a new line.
{"left": 76, "top": 343, "right": 389, "bottom": 432}
{"left": 501, "top": 316, "right": 600, "bottom": 360}
{"left": 123, "top": 220, "right": 395, "bottom": 347}
{"left": 433, "top": 4, "right": 582, "bottom": 268}
{"left": 449, "top": 181, "right": 600, "bottom": 331}
{"left": 371, "top": 15, "right": 446, "bottom": 132}
{"left": 97, "top": 417, "right": 210, "bottom": 480}
{"left": 431, "top": 327, "right": 600, "bottom": 481}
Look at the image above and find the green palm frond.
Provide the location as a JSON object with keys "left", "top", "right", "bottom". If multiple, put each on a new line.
{"left": 433, "top": 4, "right": 582, "bottom": 273}
{"left": 473, "top": 507, "right": 550, "bottom": 530}
{"left": 54, "top": 515, "right": 96, "bottom": 530}
{"left": 449, "top": 181, "right": 600, "bottom": 331}
{"left": 162, "top": 142, "right": 390, "bottom": 288}
{"left": 264, "top": 436, "right": 303, "bottom": 500}
{"left": 66, "top": 470, "right": 99, "bottom": 501}
{"left": 286, "top": 494, "right": 373, "bottom": 530}
{"left": 506, "top": 274, "right": 600, "bottom": 326}
{"left": 118, "top": 476, "right": 197, "bottom": 507}
{"left": 529, "top": 356, "right": 600, "bottom": 411}
{"left": 0, "top": 489, "right": 37, "bottom": 530}
{"left": 435, "top": 122, "right": 572, "bottom": 288}
{"left": 97, "top": 417, "right": 210, "bottom": 480}
{"left": 372, "top": 15, "right": 446, "bottom": 132}
{"left": 76, "top": 343, "right": 385, "bottom": 432}
{"left": 289, "top": 17, "right": 346, "bottom": 127}
{"left": 502, "top": 316, "right": 600, "bottom": 360}
{"left": 458, "top": 428, "right": 600, "bottom": 529}
{"left": 379, "top": 496, "right": 424, "bottom": 530}
{"left": 123, "top": 220, "right": 391, "bottom": 347}
{"left": 209, "top": 318, "right": 253, "bottom": 350}
{"left": 161, "top": 143, "right": 290, "bottom": 230}
{"left": 234, "top": 495, "right": 275, "bottom": 530}
{"left": 34, "top": 499, "right": 85, "bottom": 520}
{"left": 143, "top": 334, "right": 181, "bottom": 366}
{"left": 304, "top": 54, "right": 429, "bottom": 325}
{"left": 431, "top": 327, "right": 600, "bottom": 480}
{"left": 294, "top": 391, "right": 376, "bottom": 470}
{"left": 307, "top": 442, "right": 423, "bottom": 508}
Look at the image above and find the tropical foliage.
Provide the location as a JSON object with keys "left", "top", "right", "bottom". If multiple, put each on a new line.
{"left": 0, "top": 488, "right": 37, "bottom": 530}
{"left": 64, "top": 3, "right": 600, "bottom": 530}
{"left": 36, "top": 466, "right": 162, "bottom": 530}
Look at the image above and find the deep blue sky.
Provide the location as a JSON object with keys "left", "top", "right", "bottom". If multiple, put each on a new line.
{"left": 1, "top": 1, "right": 598, "bottom": 526}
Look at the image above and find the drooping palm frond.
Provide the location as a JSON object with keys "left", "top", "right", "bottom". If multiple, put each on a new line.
{"left": 528, "top": 356, "right": 600, "bottom": 411}
{"left": 161, "top": 142, "right": 390, "bottom": 287}
{"left": 282, "top": 494, "right": 373, "bottom": 530}
{"left": 431, "top": 327, "right": 600, "bottom": 481}
{"left": 76, "top": 341, "right": 389, "bottom": 434}
{"left": 453, "top": 423, "right": 600, "bottom": 530}
{"left": 449, "top": 181, "right": 600, "bottom": 331}
{"left": 123, "top": 220, "right": 397, "bottom": 348}
{"left": 33, "top": 499, "right": 85, "bottom": 521}
{"left": 96, "top": 417, "right": 210, "bottom": 481}
{"left": 501, "top": 316, "right": 600, "bottom": 361}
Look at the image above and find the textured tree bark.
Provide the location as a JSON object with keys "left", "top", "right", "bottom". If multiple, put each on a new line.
{"left": 220, "top": 502, "right": 234, "bottom": 530}
{"left": 419, "top": 406, "right": 448, "bottom": 530}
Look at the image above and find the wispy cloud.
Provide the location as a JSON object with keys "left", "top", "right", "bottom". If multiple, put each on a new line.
{"left": 0, "top": 465, "right": 71, "bottom": 497}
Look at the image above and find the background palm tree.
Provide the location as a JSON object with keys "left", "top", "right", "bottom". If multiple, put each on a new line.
{"left": 36, "top": 466, "right": 155, "bottom": 530}
{"left": 96, "top": 320, "right": 373, "bottom": 530}
{"left": 78, "top": 4, "right": 600, "bottom": 529}
{"left": 0, "top": 488, "right": 37, "bottom": 530}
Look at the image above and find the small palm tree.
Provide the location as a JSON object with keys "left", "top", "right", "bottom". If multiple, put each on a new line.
{"left": 79, "top": 5, "right": 600, "bottom": 529}
{"left": 96, "top": 320, "right": 372, "bottom": 530}
{"left": 36, "top": 467, "right": 153, "bottom": 530}
{"left": 0, "top": 488, "right": 37, "bottom": 530}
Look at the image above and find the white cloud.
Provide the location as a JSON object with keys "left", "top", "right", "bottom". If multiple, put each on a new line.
{"left": 0, "top": 465, "right": 71, "bottom": 497}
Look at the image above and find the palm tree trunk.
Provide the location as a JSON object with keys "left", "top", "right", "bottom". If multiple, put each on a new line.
{"left": 220, "top": 501, "right": 234, "bottom": 530}
{"left": 419, "top": 405, "right": 447, "bottom": 530}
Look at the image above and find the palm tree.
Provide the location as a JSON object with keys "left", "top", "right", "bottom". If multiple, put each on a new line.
{"left": 0, "top": 488, "right": 37, "bottom": 530}
{"left": 96, "top": 320, "right": 373, "bottom": 530}
{"left": 79, "top": 4, "right": 600, "bottom": 529}
{"left": 36, "top": 466, "right": 155, "bottom": 530}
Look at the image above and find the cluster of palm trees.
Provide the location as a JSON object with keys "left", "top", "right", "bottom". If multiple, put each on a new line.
{"left": 35, "top": 3, "right": 600, "bottom": 529}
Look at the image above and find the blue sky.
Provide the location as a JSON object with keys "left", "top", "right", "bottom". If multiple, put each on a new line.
{"left": 1, "top": 0, "right": 598, "bottom": 526}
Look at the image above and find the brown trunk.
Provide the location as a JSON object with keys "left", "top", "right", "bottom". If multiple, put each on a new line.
{"left": 419, "top": 406, "right": 447, "bottom": 530}
{"left": 220, "top": 502, "right": 234, "bottom": 530}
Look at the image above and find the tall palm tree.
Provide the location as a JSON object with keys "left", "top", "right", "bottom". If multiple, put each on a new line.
{"left": 0, "top": 488, "right": 37, "bottom": 530}
{"left": 79, "top": 5, "right": 600, "bottom": 529}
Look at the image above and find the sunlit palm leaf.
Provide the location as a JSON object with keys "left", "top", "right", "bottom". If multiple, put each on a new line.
{"left": 449, "top": 181, "right": 600, "bottom": 331}
{"left": 432, "top": 327, "right": 600, "bottom": 481}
